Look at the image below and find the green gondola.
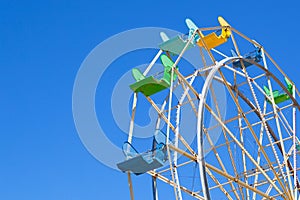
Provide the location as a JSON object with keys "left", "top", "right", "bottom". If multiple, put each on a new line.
{"left": 129, "top": 54, "right": 178, "bottom": 96}
{"left": 263, "top": 77, "right": 293, "bottom": 104}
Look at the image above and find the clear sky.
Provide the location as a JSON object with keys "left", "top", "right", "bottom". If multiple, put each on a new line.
{"left": 1, "top": 0, "right": 300, "bottom": 200}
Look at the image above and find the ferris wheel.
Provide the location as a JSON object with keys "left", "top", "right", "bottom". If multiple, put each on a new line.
{"left": 116, "top": 16, "right": 300, "bottom": 200}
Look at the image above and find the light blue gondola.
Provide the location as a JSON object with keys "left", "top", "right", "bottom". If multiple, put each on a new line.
{"left": 159, "top": 32, "right": 194, "bottom": 55}
{"left": 117, "top": 130, "right": 168, "bottom": 175}
{"left": 231, "top": 48, "right": 262, "bottom": 68}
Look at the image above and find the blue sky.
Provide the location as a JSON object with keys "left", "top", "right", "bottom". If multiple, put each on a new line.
{"left": 1, "top": 0, "right": 300, "bottom": 199}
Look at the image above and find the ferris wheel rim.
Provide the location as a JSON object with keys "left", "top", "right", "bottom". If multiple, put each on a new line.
{"left": 196, "top": 57, "right": 298, "bottom": 198}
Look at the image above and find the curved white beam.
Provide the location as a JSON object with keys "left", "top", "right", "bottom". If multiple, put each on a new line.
{"left": 197, "top": 57, "right": 238, "bottom": 200}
